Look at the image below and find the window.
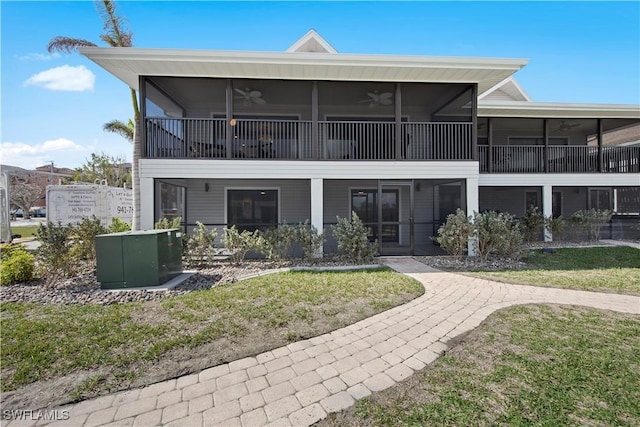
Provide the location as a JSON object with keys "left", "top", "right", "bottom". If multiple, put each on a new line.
{"left": 525, "top": 191, "right": 539, "bottom": 211}
{"left": 227, "top": 189, "right": 278, "bottom": 232}
{"left": 589, "top": 188, "right": 611, "bottom": 211}
{"left": 156, "top": 182, "right": 185, "bottom": 225}
{"left": 350, "top": 189, "right": 399, "bottom": 242}
{"left": 552, "top": 191, "right": 562, "bottom": 218}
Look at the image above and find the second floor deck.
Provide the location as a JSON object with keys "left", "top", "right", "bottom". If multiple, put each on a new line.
{"left": 144, "top": 117, "right": 639, "bottom": 173}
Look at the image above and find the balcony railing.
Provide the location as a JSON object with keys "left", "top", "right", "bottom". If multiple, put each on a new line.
{"left": 145, "top": 118, "right": 473, "bottom": 161}
{"left": 479, "top": 145, "right": 639, "bottom": 173}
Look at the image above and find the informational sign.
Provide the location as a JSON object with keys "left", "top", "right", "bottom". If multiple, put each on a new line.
{"left": 47, "top": 184, "right": 133, "bottom": 226}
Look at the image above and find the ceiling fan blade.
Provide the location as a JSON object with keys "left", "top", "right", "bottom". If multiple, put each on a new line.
{"left": 253, "top": 97, "right": 267, "bottom": 105}
{"left": 249, "top": 90, "right": 262, "bottom": 98}
{"left": 379, "top": 92, "right": 393, "bottom": 99}
{"left": 380, "top": 98, "right": 392, "bottom": 105}
{"left": 234, "top": 88, "right": 247, "bottom": 96}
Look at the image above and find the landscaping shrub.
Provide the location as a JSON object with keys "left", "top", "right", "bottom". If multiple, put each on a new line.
{"left": 258, "top": 223, "right": 297, "bottom": 260}
{"left": 223, "top": 225, "right": 263, "bottom": 263}
{"left": 69, "top": 216, "right": 107, "bottom": 263}
{"left": 0, "top": 244, "right": 34, "bottom": 285}
{"left": 331, "top": 212, "right": 377, "bottom": 263}
{"left": 474, "top": 210, "right": 523, "bottom": 261}
{"left": 434, "top": 208, "right": 473, "bottom": 259}
{"left": 570, "top": 209, "right": 612, "bottom": 241}
{"left": 522, "top": 206, "right": 544, "bottom": 242}
{"left": 108, "top": 218, "right": 131, "bottom": 233}
{"left": 545, "top": 216, "right": 564, "bottom": 242}
{"left": 35, "top": 221, "right": 74, "bottom": 281}
{"left": 183, "top": 221, "right": 217, "bottom": 268}
{"left": 155, "top": 216, "right": 182, "bottom": 230}
{"left": 297, "top": 220, "right": 325, "bottom": 259}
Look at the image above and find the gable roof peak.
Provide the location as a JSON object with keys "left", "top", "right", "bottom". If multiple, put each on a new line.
{"left": 286, "top": 29, "right": 338, "bottom": 54}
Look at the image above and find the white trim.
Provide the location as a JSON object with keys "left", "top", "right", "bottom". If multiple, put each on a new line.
{"left": 286, "top": 29, "right": 338, "bottom": 54}
{"left": 479, "top": 100, "right": 640, "bottom": 119}
{"left": 479, "top": 173, "right": 640, "bottom": 187}
{"left": 542, "top": 185, "right": 553, "bottom": 242}
{"left": 224, "top": 187, "right": 281, "bottom": 227}
{"left": 139, "top": 159, "right": 480, "bottom": 180}
{"left": 479, "top": 76, "right": 531, "bottom": 101}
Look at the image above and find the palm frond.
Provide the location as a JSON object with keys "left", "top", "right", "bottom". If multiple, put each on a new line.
{"left": 96, "top": 0, "right": 133, "bottom": 47}
{"left": 103, "top": 119, "right": 134, "bottom": 142}
{"left": 47, "top": 37, "right": 97, "bottom": 53}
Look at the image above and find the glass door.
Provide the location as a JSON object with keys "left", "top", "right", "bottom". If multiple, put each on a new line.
{"left": 378, "top": 180, "right": 414, "bottom": 255}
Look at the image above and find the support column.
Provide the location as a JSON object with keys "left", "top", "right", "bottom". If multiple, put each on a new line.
{"left": 310, "top": 178, "right": 324, "bottom": 257}
{"left": 466, "top": 178, "right": 479, "bottom": 256}
{"left": 139, "top": 177, "right": 155, "bottom": 231}
{"left": 542, "top": 184, "right": 553, "bottom": 242}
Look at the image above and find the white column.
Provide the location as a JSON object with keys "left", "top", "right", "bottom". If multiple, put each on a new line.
{"left": 139, "top": 177, "right": 155, "bottom": 230}
{"left": 542, "top": 184, "right": 553, "bottom": 242}
{"left": 466, "top": 178, "right": 479, "bottom": 256}
{"left": 310, "top": 178, "right": 324, "bottom": 257}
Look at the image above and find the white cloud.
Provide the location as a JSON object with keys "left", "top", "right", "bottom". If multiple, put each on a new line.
{"left": 16, "top": 52, "right": 61, "bottom": 61}
{"left": 24, "top": 65, "right": 95, "bottom": 91}
{"left": 1, "top": 138, "right": 87, "bottom": 170}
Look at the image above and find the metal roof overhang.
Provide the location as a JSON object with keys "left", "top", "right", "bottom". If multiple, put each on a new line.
{"left": 479, "top": 100, "right": 640, "bottom": 119}
{"left": 79, "top": 47, "right": 528, "bottom": 93}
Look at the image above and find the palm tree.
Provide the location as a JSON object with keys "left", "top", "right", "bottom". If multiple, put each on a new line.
{"left": 48, "top": 0, "right": 142, "bottom": 229}
{"left": 103, "top": 118, "right": 134, "bottom": 142}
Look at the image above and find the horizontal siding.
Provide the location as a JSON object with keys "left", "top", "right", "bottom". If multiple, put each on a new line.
{"left": 479, "top": 187, "right": 540, "bottom": 216}
{"left": 479, "top": 173, "right": 640, "bottom": 187}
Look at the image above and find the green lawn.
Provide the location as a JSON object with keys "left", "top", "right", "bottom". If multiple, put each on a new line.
{"left": 468, "top": 246, "right": 640, "bottom": 294}
{"left": 1, "top": 269, "right": 423, "bottom": 404}
{"left": 9, "top": 225, "right": 39, "bottom": 238}
{"left": 321, "top": 304, "right": 640, "bottom": 426}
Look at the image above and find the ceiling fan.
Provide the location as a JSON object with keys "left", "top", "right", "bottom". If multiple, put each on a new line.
{"left": 234, "top": 88, "right": 266, "bottom": 105}
{"left": 358, "top": 91, "right": 393, "bottom": 107}
{"left": 554, "top": 120, "right": 580, "bottom": 132}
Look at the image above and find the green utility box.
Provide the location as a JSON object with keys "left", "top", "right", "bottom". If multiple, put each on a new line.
{"left": 95, "top": 229, "right": 183, "bottom": 289}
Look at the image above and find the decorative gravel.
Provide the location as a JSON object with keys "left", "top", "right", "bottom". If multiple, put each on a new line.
{"left": 0, "top": 258, "right": 379, "bottom": 306}
{"left": 415, "top": 256, "right": 531, "bottom": 272}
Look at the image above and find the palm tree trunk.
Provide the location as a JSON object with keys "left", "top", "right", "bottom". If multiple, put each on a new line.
{"left": 131, "top": 116, "right": 141, "bottom": 230}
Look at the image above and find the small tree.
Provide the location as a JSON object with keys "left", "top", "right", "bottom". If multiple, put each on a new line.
{"left": 434, "top": 208, "right": 473, "bottom": 259}
{"left": 69, "top": 216, "right": 108, "bottom": 264}
{"left": 258, "top": 223, "right": 297, "bottom": 260}
{"left": 155, "top": 216, "right": 182, "bottom": 230}
{"left": 223, "top": 226, "right": 263, "bottom": 263}
{"left": 73, "top": 152, "right": 131, "bottom": 187}
{"left": 474, "top": 211, "right": 523, "bottom": 261}
{"left": 9, "top": 172, "right": 46, "bottom": 220}
{"left": 297, "top": 220, "right": 325, "bottom": 260}
{"left": 331, "top": 212, "right": 377, "bottom": 263}
{"left": 545, "top": 215, "right": 564, "bottom": 242}
{"left": 35, "top": 221, "right": 74, "bottom": 284}
{"left": 522, "top": 206, "right": 544, "bottom": 242}
{"left": 183, "top": 222, "right": 217, "bottom": 268}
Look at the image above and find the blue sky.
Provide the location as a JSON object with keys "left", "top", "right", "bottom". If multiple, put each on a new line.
{"left": 1, "top": 1, "right": 639, "bottom": 170}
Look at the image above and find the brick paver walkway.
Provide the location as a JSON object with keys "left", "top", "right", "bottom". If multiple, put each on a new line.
{"left": 19, "top": 257, "right": 640, "bottom": 427}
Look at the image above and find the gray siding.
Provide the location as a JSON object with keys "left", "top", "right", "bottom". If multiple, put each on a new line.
{"left": 183, "top": 178, "right": 310, "bottom": 243}
{"left": 479, "top": 186, "right": 541, "bottom": 217}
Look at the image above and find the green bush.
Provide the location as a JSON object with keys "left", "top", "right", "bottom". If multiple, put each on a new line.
{"left": 223, "top": 226, "right": 263, "bottom": 263}
{"left": 184, "top": 222, "right": 217, "bottom": 268}
{"left": 545, "top": 216, "right": 564, "bottom": 242}
{"left": 69, "top": 216, "right": 107, "bottom": 263}
{"left": 474, "top": 211, "right": 523, "bottom": 261}
{"left": 0, "top": 245, "right": 35, "bottom": 285}
{"left": 108, "top": 218, "right": 131, "bottom": 233}
{"left": 155, "top": 216, "right": 182, "bottom": 230}
{"left": 35, "top": 221, "right": 74, "bottom": 281}
{"left": 434, "top": 208, "right": 473, "bottom": 259}
{"left": 297, "top": 220, "right": 325, "bottom": 259}
{"left": 570, "top": 209, "right": 612, "bottom": 241}
{"left": 331, "top": 212, "right": 377, "bottom": 263}
{"left": 258, "top": 223, "right": 297, "bottom": 260}
{"left": 522, "top": 206, "right": 544, "bottom": 242}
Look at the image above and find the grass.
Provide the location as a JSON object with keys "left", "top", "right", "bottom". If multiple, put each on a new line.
{"left": 468, "top": 246, "right": 640, "bottom": 294}
{"left": 9, "top": 225, "right": 39, "bottom": 238}
{"left": 321, "top": 304, "right": 640, "bottom": 427}
{"left": 0, "top": 268, "right": 423, "bottom": 402}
